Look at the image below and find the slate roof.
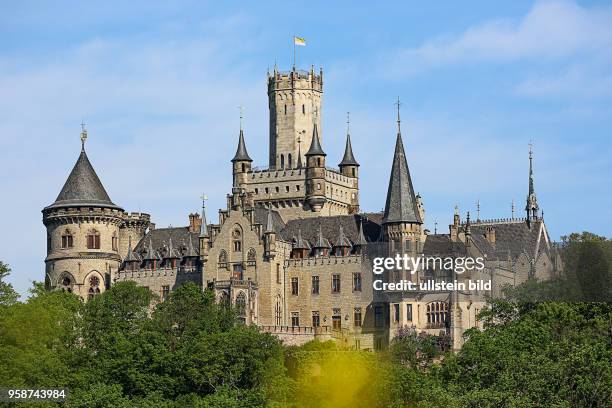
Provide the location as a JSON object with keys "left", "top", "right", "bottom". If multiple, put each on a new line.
{"left": 339, "top": 134, "right": 359, "bottom": 167}
{"left": 46, "top": 149, "right": 122, "bottom": 210}
{"left": 253, "top": 206, "right": 285, "bottom": 234}
{"left": 382, "top": 132, "right": 421, "bottom": 224}
{"left": 423, "top": 234, "right": 468, "bottom": 257}
{"left": 281, "top": 215, "right": 381, "bottom": 247}
{"left": 231, "top": 129, "right": 253, "bottom": 162}
{"left": 467, "top": 220, "right": 546, "bottom": 260}
{"left": 305, "top": 124, "right": 326, "bottom": 156}
{"left": 135, "top": 227, "right": 200, "bottom": 259}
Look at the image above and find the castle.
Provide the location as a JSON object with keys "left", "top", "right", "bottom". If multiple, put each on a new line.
{"left": 43, "top": 64, "right": 561, "bottom": 350}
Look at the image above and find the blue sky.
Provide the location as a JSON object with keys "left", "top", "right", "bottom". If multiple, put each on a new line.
{"left": 1, "top": 0, "right": 611, "bottom": 296}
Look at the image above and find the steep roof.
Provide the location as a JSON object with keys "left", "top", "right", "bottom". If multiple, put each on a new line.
{"left": 231, "top": 129, "right": 253, "bottom": 162}
{"left": 46, "top": 149, "right": 122, "bottom": 210}
{"left": 281, "top": 214, "right": 381, "bottom": 246}
{"left": 382, "top": 132, "right": 421, "bottom": 224}
{"left": 135, "top": 227, "right": 200, "bottom": 259}
{"left": 339, "top": 134, "right": 359, "bottom": 167}
{"left": 305, "top": 124, "right": 326, "bottom": 156}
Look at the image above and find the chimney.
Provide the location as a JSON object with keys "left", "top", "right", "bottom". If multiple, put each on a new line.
{"left": 485, "top": 226, "right": 496, "bottom": 245}
{"left": 189, "top": 213, "right": 202, "bottom": 233}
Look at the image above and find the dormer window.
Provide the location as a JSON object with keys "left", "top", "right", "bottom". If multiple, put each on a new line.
{"left": 87, "top": 230, "right": 100, "bottom": 249}
{"left": 61, "top": 230, "right": 73, "bottom": 248}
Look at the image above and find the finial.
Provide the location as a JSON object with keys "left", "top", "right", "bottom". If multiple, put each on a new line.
{"left": 434, "top": 221, "right": 438, "bottom": 234}
{"left": 80, "top": 121, "right": 88, "bottom": 151}
{"left": 454, "top": 205, "right": 459, "bottom": 216}
{"left": 529, "top": 138, "right": 533, "bottom": 159}
{"left": 238, "top": 106, "right": 244, "bottom": 131}
{"left": 476, "top": 200, "right": 480, "bottom": 221}
{"left": 346, "top": 111, "right": 350, "bottom": 135}
{"left": 511, "top": 199, "right": 515, "bottom": 219}
{"left": 394, "top": 97, "right": 401, "bottom": 133}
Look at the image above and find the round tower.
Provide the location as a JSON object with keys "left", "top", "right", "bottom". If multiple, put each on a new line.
{"left": 42, "top": 129, "right": 124, "bottom": 300}
{"left": 305, "top": 123, "right": 327, "bottom": 212}
{"left": 267, "top": 65, "right": 323, "bottom": 169}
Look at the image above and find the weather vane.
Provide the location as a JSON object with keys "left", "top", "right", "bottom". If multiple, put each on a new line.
{"left": 80, "top": 121, "right": 88, "bottom": 150}
{"left": 394, "top": 97, "right": 401, "bottom": 132}
{"left": 238, "top": 106, "right": 244, "bottom": 130}
{"left": 346, "top": 111, "right": 350, "bottom": 134}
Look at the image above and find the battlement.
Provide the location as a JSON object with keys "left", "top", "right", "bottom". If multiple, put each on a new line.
{"left": 286, "top": 254, "right": 364, "bottom": 268}
{"left": 267, "top": 68, "right": 323, "bottom": 91}
{"left": 461, "top": 217, "right": 527, "bottom": 226}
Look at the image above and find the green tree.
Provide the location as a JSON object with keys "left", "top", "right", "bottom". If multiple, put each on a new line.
{"left": 0, "top": 261, "right": 19, "bottom": 307}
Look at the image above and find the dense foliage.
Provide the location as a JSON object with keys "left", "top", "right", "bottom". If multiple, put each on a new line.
{"left": 0, "top": 233, "right": 609, "bottom": 407}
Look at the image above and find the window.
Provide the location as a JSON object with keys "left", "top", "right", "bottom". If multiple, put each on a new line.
{"left": 247, "top": 248, "right": 256, "bottom": 265}
{"left": 312, "top": 311, "right": 320, "bottom": 327}
{"left": 332, "top": 309, "right": 341, "bottom": 330}
{"left": 86, "top": 230, "right": 100, "bottom": 249}
{"left": 332, "top": 274, "right": 341, "bottom": 293}
{"left": 311, "top": 276, "right": 319, "bottom": 294}
{"left": 288, "top": 154, "right": 292, "bottom": 168}
{"left": 375, "top": 306, "right": 384, "bottom": 327}
{"left": 87, "top": 276, "right": 101, "bottom": 300}
{"left": 291, "top": 312, "right": 299, "bottom": 327}
{"left": 275, "top": 186, "right": 279, "bottom": 193}
{"left": 275, "top": 296, "right": 282, "bottom": 325}
{"left": 375, "top": 337, "right": 383, "bottom": 351}
{"left": 302, "top": 104, "right": 305, "bottom": 114}
{"left": 353, "top": 273, "right": 362, "bottom": 291}
{"left": 232, "top": 229, "right": 242, "bottom": 252}
{"left": 285, "top": 185, "right": 290, "bottom": 192}
{"left": 232, "top": 264, "right": 243, "bottom": 280}
{"left": 406, "top": 304, "right": 413, "bottom": 322}
{"left": 265, "top": 187, "right": 269, "bottom": 194}
{"left": 236, "top": 292, "right": 247, "bottom": 324}
{"left": 426, "top": 302, "right": 448, "bottom": 327}
{"left": 161, "top": 285, "right": 170, "bottom": 301}
{"left": 61, "top": 230, "right": 73, "bottom": 248}
{"left": 354, "top": 339, "right": 361, "bottom": 349}
{"left": 280, "top": 154, "right": 285, "bottom": 169}
{"left": 354, "top": 307, "right": 362, "bottom": 327}
{"left": 255, "top": 188, "right": 259, "bottom": 194}
{"left": 296, "top": 185, "right": 300, "bottom": 191}
{"left": 284, "top": 104, "right": 287, "bottom": 115}
{"left": 112, "top": 234, "right": 118, "bottom": 251}
{"left": 394, "top": 304, "right": 400, "bottom": 323}
{"left": 276, "top": 264, "right": 281, "bottom": 284}
{"left": 218, "top": 250, "right": 228, "bottom": 264}
{"left": 60, "top": 275, "right": 73, "bottom": 293}
{"left": 291, "top": 277, "right": 299, "bottom": 295}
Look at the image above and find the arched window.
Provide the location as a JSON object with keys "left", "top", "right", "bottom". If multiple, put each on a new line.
{"left": 236, "top": 291, "right": 247, "bottom": 324}
{"left": 87, "top": 230, "right": 100, "bottom": 249}
{"left": 288, "top": 154, "right": 292, "bottom": 168}
{"left": 280, "top": 154, "right": 285, "bottom": 169}
{"left": 232, "top": 229, "right": 242, "bottom": 252}
{"left": 59, "top": 273, "right": 74, "bottom": 293}
{"left": 87, "top": 276, "right": 101, "bottom": 300}
{"left": 302, "top": 104, "right": 305, "bottom": 114}
{"left": 218, "top": 250, "right": 228, "bottom": 264}
{"left": 112, "top": 233, "right": 118, "bottom": 251}
{"left": 61, "top": 229, "right": 73, "bottom": 248}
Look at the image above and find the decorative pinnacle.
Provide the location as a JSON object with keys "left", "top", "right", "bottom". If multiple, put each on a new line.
{"left": 80, "top": 121, "right": 88, "bottom": 151}
{"left": 511, "top": 199, "right": 515, "bottom": 219}
{"left": 476, "top": 200, "right": 481, "bottom": 221}
{"left": 394, "top": 97, "right": 401, "bottom": 134}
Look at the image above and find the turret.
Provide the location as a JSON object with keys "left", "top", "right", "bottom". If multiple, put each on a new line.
{"left": 305, "top": 123, "right": 327, "bottom": 212}
{"left": 338, "top": 114, "right": 359, "bottom": 178}
{"left": 231, "top": 123, "right": 252, "bottom": 188}
{"left": 42, "top": 126, "right": 124, "bottom": 299}
{"left": 263, "top": 206, "right": 277, "bottom": 259}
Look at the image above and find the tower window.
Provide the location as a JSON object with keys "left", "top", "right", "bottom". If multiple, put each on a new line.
{"left": 353, "top": 273, "right": 362, "bottom": 292}
{"left": 332, "top": 274, "right": 341, "bottom": 293}
{"left": 291, "top": 312, "right": 299, "bottom": 327}
{"left": 291, "top": 277, "right": 299, "bottom": 295}
{"left": 354, "top": 307, "right": 362, "bottom": 327}
{"left": 61, "top": 230, "right": 73, "bottom": 248}
{"left": 288, "top": 153, "right": 292, "bottom": 168}
{"left": 285, "top": 186, "right": 290, "bottom": 192}
{"left": 312, "top": 311, "right": 320, "bottom": 327}
{"left": 284, "top": 105, "right": 287, "bottom": 115}
{"left": 280, "top": 154, "right": 284, "bottom": 169}
{"left": 232, "top": 229, "right": 242, "bottom": 252}
{"left": 312, "top": 275, "right": 319, "bottom": 294}
{"left": 87, "top": 276, "right": 101, "bottom": 300}
{"left": 302, "top": 104, "right": 305, "bottom": 114}
{"left": 86, "top": 230, "right": 100, "bottom": 249}
{"left": 112, "top": 234, "right": 118, "bottom": 251}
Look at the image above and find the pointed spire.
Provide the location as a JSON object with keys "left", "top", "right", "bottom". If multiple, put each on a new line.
{"left": 382, "top": 107, "right": 422, "bottom": 224}
{"left": 231, "top": 129, "right": 252, "bottom": 162}
{"left": 355, "top": 219, "right": 368, "bottom": 246}
{"left": 334, "top": 225, "right": 351, "bottom": 247}
{"left": 525, "top": 142, "right": 539, "bottom": 221}
{"left": 465, "top": 212, "right": 472, "bottom": 235}
{"left": 265, "top": 205, "right": 275, "bottom": 233}
{"left": 124, "top": 236, "right": 140, "bottom": 263}
{"left": 165, "top": 235, "right": 180, "bottom": 259}
{"left": 294, "top": 228, "right": 310, "bottom": 250}
{"left": 339, "top": 113, "right": 359, "bottom": 167}
{"left": 199, "top": 194, "right": 209, "bottom": 237}
{"left": 313, "top": 224, "right": 330, "bottom": 248}
{"left": 46, "top": 129, "right": 122, "bottom": 211}
{"left": 143, "top": 238, "right": 159, "bottom": 261}
{"left": 305, "top": 123, "right": 326, "bottom": 156}
{"left": 185, "top": 234, "right": 198, "bottom": 258}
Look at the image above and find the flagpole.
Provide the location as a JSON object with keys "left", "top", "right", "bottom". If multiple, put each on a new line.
{"left": 293, "top": 36, "right": 296, "bottom": 69}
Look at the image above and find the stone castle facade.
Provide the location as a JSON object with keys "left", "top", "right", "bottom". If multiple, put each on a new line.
{"left": 43, "top": 64, "right": 561, "bottom": 350}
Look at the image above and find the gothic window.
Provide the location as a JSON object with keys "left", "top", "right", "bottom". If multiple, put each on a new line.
{"left": 354, "top": 307, "right": 362, "bottom": 327}
{"left": 285, "top": 185, "right": 289, "bottom": 192}
{"left": 311, "top": 275, "right": 319, "bottom": 294}
{"left": 218, "top": 250, "right": 228, "bottom": 265}
{"left": 61, "top": 230, "right": 73, "bottom": 248}
{"left": 232, "top": 229, "right": 242, "bottom": 252}
{"left": 288, "top": 154, "right": 292, "bottom": 168}
{"left": 275, "top": 296, "right": 282, "bottom": 325}
{"left": 275, "top": 186, "right": 279, "bottom": 193}
{"left": 86, "top": 230, "right": 100, "bottom": 249}
{"left": 426, "top": 302, "right": 448, "bottom": 327}
{"left": 247, "top": 248, "right": 256, "bottom": 266}
{"left": 60, "top": 274, "right": 73, "bottom": 293}
{"left": 312, "top": 311, "right": 320, "bottom": 327}
{"left": 291, "top": 277, "right": 299, "bottom": 295}
{"left": 87, "top": 276, "right": 101, "bottom": 300}
{"left": 112, "top": 233, "right": 118, "bottom": 251}
{"left": 280, "top": 154, "right": 285, "bottom": 169}
{"left": 236, "top": 291, "right": 247, "bottom": 324}
{"left": 291, "top": 312, "right": 299, "bottom": 327}
{"left": 353, "top": 273, "right": 362, "bottom": 292}
{"left": 332, "top": 274, "right": 341, "bottom": 293}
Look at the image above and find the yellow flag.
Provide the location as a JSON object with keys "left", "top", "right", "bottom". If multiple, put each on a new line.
{"left": 294, "top": 36, "right": 306, "bottom": 46}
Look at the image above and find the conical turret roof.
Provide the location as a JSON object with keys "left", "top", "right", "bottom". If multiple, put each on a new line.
{"left": 123, "top": 236, "right": 140, "bottom": 263}
{"left": 143, "top": 238, "right": 160, "bottom": 261}
{"left": 305, "top": 124, "right": 326, "bottom": 156}
{"left": 46, "top": 148, "right": 122, "bottom": 210}
{"left": 231, "top": 129, "right": 253, "bottom": 162}
{"left": 355, "top": 219, "right": 368, "bottom": 246}
{"left": 334, "top": 225, "right": 352, "bottom": 247}
{"left": 293, "top": 229, "right": 310, "bottom": 250}
{"left": 382, "top": 132, "right": 422, "bottom": 224}
{"left": 339, "top": 134, "right": 359, "bottom": 167}
{"left": 184, "top": 234, "right": 199, "bottom": 258}
{"left": 164, "top": 236, "right": 180, "bottom": 259}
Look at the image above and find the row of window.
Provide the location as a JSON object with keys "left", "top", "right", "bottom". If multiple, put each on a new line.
{"left": 254, "top": 185, "right": 300, "bottom": 195}
{"left": 290, "top": 307, "right": 363, "bottom": 329}
{"left": 290, "top": 273, "right": 362, "bottom": 295}
{"left": 59, "top": 229, "right": 117, "bottom": 251}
